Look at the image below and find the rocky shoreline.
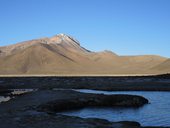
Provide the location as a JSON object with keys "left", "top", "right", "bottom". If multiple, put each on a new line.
{"left": 0, "top": 74, "right": 170, "bottom": 128}
{"left": 0, "top": 89, "right": 159, "bottom": 128}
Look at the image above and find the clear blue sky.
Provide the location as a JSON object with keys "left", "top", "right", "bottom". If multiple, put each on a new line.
{"left": 0, "top": 0, "right": 170, "bottom": 57}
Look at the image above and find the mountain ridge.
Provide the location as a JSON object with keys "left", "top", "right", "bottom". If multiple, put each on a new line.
{"left": 0, "top": 34, "right": 169, "bottom": 75}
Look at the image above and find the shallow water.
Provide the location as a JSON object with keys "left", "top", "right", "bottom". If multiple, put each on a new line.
{"left": 60, "top": 89, "right": 170, "bottom": 127}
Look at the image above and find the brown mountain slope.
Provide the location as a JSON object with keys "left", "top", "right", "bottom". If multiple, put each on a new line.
{"left": 0, "top": 43, "right": 79, "bottom": 74}
{"left": 0, "top": 34, "right": 169, "bottom": 75}
{"left": 151, "top": 59, "right": 170, "bottom": 73}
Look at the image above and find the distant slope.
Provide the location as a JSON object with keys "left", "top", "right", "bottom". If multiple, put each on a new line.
{"left": 0, "top": 34, "right": 169, "bottom": 75}
{"left": 151, "top": 59, "right": 170, "bottom": 73}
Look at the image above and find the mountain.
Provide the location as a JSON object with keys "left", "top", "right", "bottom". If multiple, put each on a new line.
{"left": 0, "top": 34, "right": 169, "bottom": 75}
{"left": 151, "top": 59, "right": 170, "bottom": 73}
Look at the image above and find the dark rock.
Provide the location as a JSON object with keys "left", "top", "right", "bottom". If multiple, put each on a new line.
{"left": 13, "top": 114, "right": 142, "bottom": 128}
{"left": 118, "top": 121, "right": 141, "bottom": 127}
{"left": 0, "top": 89, "right": 12, "bottom": 95}
{"left": 37, "top": 93, "right": 148, "bottom": 113}
{"left": 0, "top": 89, "right": 165, "bottom": 128}
{"left": 1, "top": 74, "right": 170, "bottom": 91}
